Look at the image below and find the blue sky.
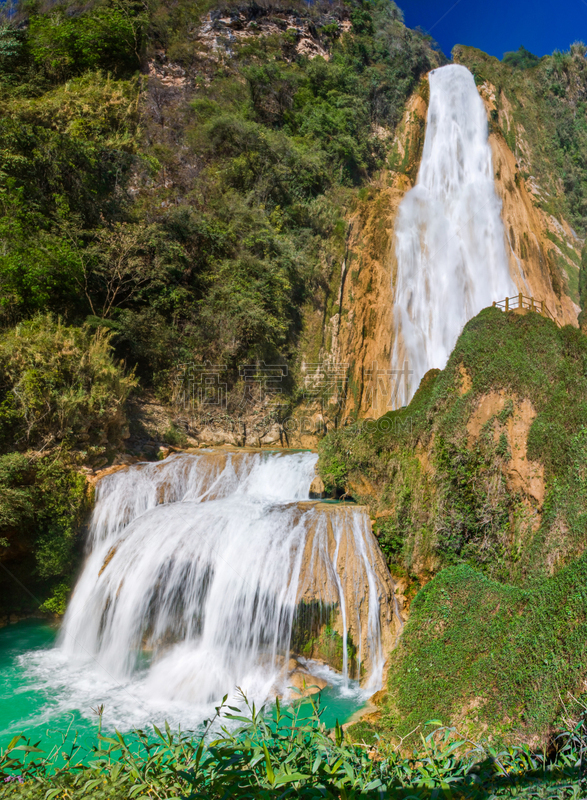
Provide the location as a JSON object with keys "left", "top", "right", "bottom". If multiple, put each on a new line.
{"left": 397, "top": 0, "right": 586, "bottom": 60}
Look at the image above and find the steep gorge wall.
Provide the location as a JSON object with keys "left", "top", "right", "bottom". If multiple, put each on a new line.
{"left": 308, "top": 61, "right": 581, "bottom": 433}
{"left": 328, "top": 89, "right": 428, "bottom": 420}
{"left": 477, "top": 81, "right": 581, "bottom": 325}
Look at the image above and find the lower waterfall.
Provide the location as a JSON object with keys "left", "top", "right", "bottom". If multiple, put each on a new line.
{"left": 392, "top": 64, "right": 516, "bottom": 403}
{"left": 51, "top": 450, "right": 398, "bottom": 728}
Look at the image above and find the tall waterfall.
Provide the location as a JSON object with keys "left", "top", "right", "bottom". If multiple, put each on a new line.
{"left": 57, "top": 451, "right": 397, "bottom": 726}
{"left": 392, "top": 64, "right": 516, "bottom": 403}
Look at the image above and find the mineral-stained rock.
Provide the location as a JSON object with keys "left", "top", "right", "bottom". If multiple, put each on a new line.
{"left": 287, "top": 668, "right": 328, "bottom": 697}
{"left": 291, "top": 501, "right": 401, "bottom": 684}
{"left": 309, "top": 475, "right": 326, "bottom": 498}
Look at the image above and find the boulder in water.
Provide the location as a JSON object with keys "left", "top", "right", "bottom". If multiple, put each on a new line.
{"left": 287, "top": 658, "right": 328, "bottom": 696}
{"left": 309, "top": 475, "right": 326, "bottom": 498}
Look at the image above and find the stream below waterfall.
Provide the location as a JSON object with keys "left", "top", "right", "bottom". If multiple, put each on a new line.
{"left": 0, "top": 619, "right": 364, "bottom": 754}
{"left": 1, "top": 450, "right": 400, "bottom": 750}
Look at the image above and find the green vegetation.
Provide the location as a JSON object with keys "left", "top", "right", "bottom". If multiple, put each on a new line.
{"left": 455, "top": 42, "right": 587, "bottom": 236}
{"left": 0, "top": 315, "right": 136, "bottom": 454}
{"left": 0, "top": 315, "right": 132, "bottom": 615}
{"left": 319, "top": 308, "right": 587, "bottom": 581}
{"left": 1, "top": 693, "right": 586, "bottom": 798}
{"left": 292, "top": 601, "right": 358, "bottom": 676}
{"left": 0, "top": 0, "right": 440, "bottom": 383}
{"left": 385, "top": 559, "right": 587, "bottom": 742}
{"left": 0, "top": 0, "right": 441, "bottom": 613}
{"left": 502, "top": 45, "right": 540, "bottom": 70}
{"left": 319, "top": 308, "right": 587, "bottom": 742}
{"left": 0, "top": 451, "right": 90, "bottom": 616}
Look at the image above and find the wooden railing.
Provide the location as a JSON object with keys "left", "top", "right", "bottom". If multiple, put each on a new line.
{"left": 493, "top": 293, "right": 559, "bottom": 326}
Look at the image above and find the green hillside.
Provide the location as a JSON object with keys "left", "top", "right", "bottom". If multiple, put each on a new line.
{"left": 319, "top": 307, "right": 587, "bottom": 742}
{"left": 3, "top": 0, "right": 587, "bottom": 791}
{"left": 0, "top": 0, "right": 440, "bottom": 613}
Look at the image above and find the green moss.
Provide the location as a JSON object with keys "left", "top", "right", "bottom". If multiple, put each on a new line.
{"left": 384, "top": 558, "right": 587, "bottom": 743}
{"left": 291, "top": 599, "right": 359, "bottom": 676}
{"left": 318, "top": 308, "right": 587, "bottom": 583}
{"left": 345, "top": 719, "right": 382, "bottom": 746}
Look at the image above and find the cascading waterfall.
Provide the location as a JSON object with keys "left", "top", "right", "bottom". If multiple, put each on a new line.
{"left": 392, "top": 64, "right": 516, "bottom": 403}
{"left": 56, "top": 451, "right": 398, "bottom": 727}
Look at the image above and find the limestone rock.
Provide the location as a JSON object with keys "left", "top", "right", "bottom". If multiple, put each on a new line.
{"left": 288, "top": 668, "right": 328, "bottom": 697}
{"left": 259, "top": 424, "right": 282, "bottom": 445}
{"left": 309, "top": 475, "right": 326, "bottom": 498}
{"left": 369, "top": 689, "right": 387, "bottom": 706}
{"left": 292, "top": 501, "right": 401, "bottom": 683}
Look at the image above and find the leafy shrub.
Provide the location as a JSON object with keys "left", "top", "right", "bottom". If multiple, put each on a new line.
{"left": 28, "top": 1, "right": 147, "bottom": 82}
{"left": 0, "top": 692, "right": 585, "bottom": 797}
{"left": 0, "top": 452, "right": 89, "bottom": 614}
{"left": 39, "top": 581, "right": 70, "bottom": 615}
{"left": 502, "top": 45, "right": 540, "bottom": 69}
{"left": 0, "top": 314, "right": 136, "bottom": 452}
{"left": 160, "top": 423, "right": 187, "bottom": 447}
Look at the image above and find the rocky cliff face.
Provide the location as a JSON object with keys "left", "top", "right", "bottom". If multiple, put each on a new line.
{"left": 173, "top": 57, "right": 582, "bottom": 449}
{"left": 454, "top": 46, "right": 585, "bottom": 321}
{"left": 328, "top": 89, "right": 428, "bottom": 420}
{"left": 309, "top": 61, "right": 581, "bottom": 431}
{"left": 292, "top": 502, "right": 401, "bottom": 682}
{"left": 477, "top": 82, "right": 581, "bottom": 325}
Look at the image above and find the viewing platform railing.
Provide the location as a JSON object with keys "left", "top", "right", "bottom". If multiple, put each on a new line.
{"left": 492, "top": 293, "right": 559, "bottom": 327}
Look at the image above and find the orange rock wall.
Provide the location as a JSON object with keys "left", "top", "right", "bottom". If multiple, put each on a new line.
{"left": 317, "top": 75, "right": 580, "bottom": 425}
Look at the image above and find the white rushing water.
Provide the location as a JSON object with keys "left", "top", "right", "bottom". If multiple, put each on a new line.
{"left": 392, "top": 64, "right": 516, "bottom": 403}
{"left": 44, "top": 451, "right": 395, "bottom": 729}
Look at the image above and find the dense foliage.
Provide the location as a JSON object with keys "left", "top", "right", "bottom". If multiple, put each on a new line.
{"left": 0, "top": 315, "right": 136, "bottom": 454}
{"left": 384, "top": 558, "right": 587, "bottom": 744}
{"left": 0, "top": 0, "right": 439, "bottom": 387}
{"left": 319, "top": 308, "right": 587, "bottom": 741}
{"left": 501, "top": 45, "right": 540, "bottom": 69}
{"left": 0, "top": 694, "right": 585, "bottom": 798}
{"left": 0, "top": 315, "right": 133, "bottom": 615}
{"left": 0, "top": 451, "right": 89, "bottom": 616}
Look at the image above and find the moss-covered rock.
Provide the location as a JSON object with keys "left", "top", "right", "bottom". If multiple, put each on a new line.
{"left": 318, "top": 308, "right": 587, "bottom": 743}
{"left": 384, "top": 558, "right": 587, "bottom": 746}
{"left": 319, "top": 307, "right": 587, "bottom": 585}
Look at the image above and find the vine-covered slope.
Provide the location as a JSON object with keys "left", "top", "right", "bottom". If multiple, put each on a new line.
{"left": 320, "top": 306, "right": 587, "bottom": 743}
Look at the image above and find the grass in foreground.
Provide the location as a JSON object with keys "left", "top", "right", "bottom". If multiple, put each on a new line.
{"left": 0, "top": 692, "right": 586, "bottom": 799}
